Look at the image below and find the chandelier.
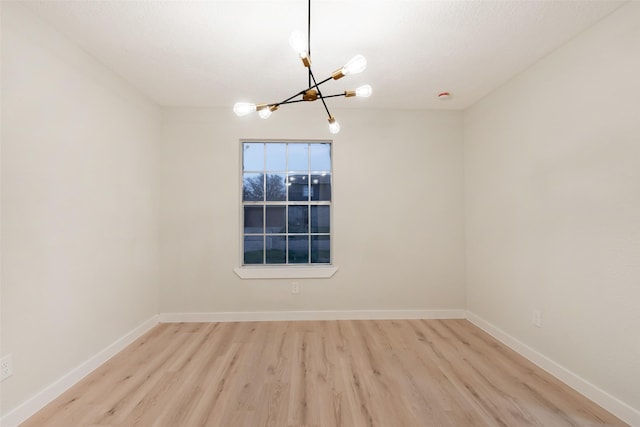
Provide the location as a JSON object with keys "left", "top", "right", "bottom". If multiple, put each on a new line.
{"left": 233, "top": 0, "right": 371, "bottom": 134}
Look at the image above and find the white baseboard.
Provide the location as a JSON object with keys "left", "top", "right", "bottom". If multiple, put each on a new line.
{"left": 159, "top": 309, "right": 466, "bottom": 323}
{"left": 0, "top": 315, "right": 159, "bottom": 427}
{"left": 465, "top": 311, "right": 640, "bottom": 427}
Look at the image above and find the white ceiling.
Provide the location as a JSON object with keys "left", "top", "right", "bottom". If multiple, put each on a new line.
{"left": 22, "top": 0, "right": 624, "bottom": 110}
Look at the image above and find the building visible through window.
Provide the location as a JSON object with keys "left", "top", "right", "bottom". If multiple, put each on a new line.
{"left": 242, "top": 141, "right": 331, "bottom": 265}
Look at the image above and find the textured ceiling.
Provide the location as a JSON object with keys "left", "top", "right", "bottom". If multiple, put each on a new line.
{"left": 22, "top": 0, "right": 624, "bottom": 110}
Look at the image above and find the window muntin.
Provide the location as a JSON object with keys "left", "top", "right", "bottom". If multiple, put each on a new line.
{"left": 242, "top": 141, "right": 332, "bottom": 265}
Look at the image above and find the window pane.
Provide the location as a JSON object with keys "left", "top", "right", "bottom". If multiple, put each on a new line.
{"left": 311, "top": 236, "right": 330, "bottom": 263}
{"left": 266, "top": 206, "right": 286, "bottom": 233}
{"left": 288, "top": 236, "right": 309, "bottom": 263}
{"left": 266, "top": 143, "right": 286, "bottom": 171}
{"left": 288, "top": 205, "right": 308, "bottom": 233}
{"left": 265, "top": 174, "right": 286, "bottom": 201}
{"left": 244, "top": 206, "right": 263, "bottom": 234}
{"left": 311, "top": 206, "right": 330, "bottom": 233}
{"left": 310, "top": 143, "right": 331, "bottom": 171}
{"left": 244, "top": 236, "right": 264, "bottom": 264}
{"left": 243, "top": 173, "right": 264, "bottom": 201}
{"left": 243, "top": 143, "right": 264, "bottom": 171}
{"left": 288, "top": 173, "right": 309, "bottom": 201}
{"left": 265, "top": 236, "right": 286, "bottom": 264}
{"left": 288, "top": 144, "right": 308, "bottom": 171}
{"left": 311, "top": 173, "right": 331, "bottom": 201}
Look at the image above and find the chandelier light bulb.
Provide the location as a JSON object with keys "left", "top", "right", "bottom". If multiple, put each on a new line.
{"left": 343, "top": 54, "right": 367, "bottom": 75}
{"left": 233, "top": 102, "right": 256, "bottom": 117}
{"left": 328, "top": 117, "right": 341, "bottom": 134}
{"left": 355, "top": 84, "right": 373, "bottom": 98}
{"left": 289, "top": 31, "right": 309, "bottom": 59}
{"left": 258, "top": 108, "right": 272, "bottom": 119}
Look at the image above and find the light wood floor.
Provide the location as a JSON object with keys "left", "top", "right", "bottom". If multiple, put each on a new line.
{"left": 22, "top": 319, "right": 627, "bottom": 427}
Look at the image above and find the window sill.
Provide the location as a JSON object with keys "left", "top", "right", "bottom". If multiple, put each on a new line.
{"left": 234, "top": 266, "right": 338, "bottom": 279}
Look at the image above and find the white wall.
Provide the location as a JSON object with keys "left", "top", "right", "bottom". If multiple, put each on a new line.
{"left": 464, "top": 2, "right": 640, "bottom": 414}
{"left": 159, "top": 107, "right": 466, "bottom": 314}
{"left": 1, "top": 3, "right": 160, "bottom": 416}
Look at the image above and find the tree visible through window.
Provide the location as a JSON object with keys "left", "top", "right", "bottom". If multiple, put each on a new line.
{"left": 242, "top": 141, "right": 332, "bottom": 265}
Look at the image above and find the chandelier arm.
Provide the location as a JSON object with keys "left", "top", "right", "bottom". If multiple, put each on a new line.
{"left": 278, "top": 99, "right": 310, "bottom": 105}
{"left": 319, "top": 93, "right": 347, "bottom": 100}
{"left": 298, "top": 75, "right": 333, "bottom": 94}
{"left": 298, "top": 75, "right": 333, "bottom": 96}
{"left": 274, "top": 89, "right": 307, "bottom": 107}
{"left": 314, "top": 75, "right": 334, "bottom": 88}
{"left": 273, "top": 92, "right": 345, "bottom": 106}
{"left": 271, "top": 74, "right": 334, "bottom": 108}
{"left": 308, "top": 68, "right": 332, "bottom": 118}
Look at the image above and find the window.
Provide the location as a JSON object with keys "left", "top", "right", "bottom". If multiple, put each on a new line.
{"left": 242, "top": 141, "right": 332, "bottom": 266}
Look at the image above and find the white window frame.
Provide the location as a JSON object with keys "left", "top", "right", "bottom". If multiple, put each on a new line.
{"left": 234, "top": 139, "right": 338, "bottom": 279}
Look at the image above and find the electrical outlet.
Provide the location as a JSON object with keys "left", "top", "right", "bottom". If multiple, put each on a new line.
{"left": 1, "top": 354, "right": 13, "bottom": 382}
{"left": 291, "top": 281, "right": 300, "bottom": 294}
{"left": 532, "top": 310, "right": 542, "bottom": 328}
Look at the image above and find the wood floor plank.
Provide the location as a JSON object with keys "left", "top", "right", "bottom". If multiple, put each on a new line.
{"left": 20, "top": 320, "right": 629, "bottom": 427}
